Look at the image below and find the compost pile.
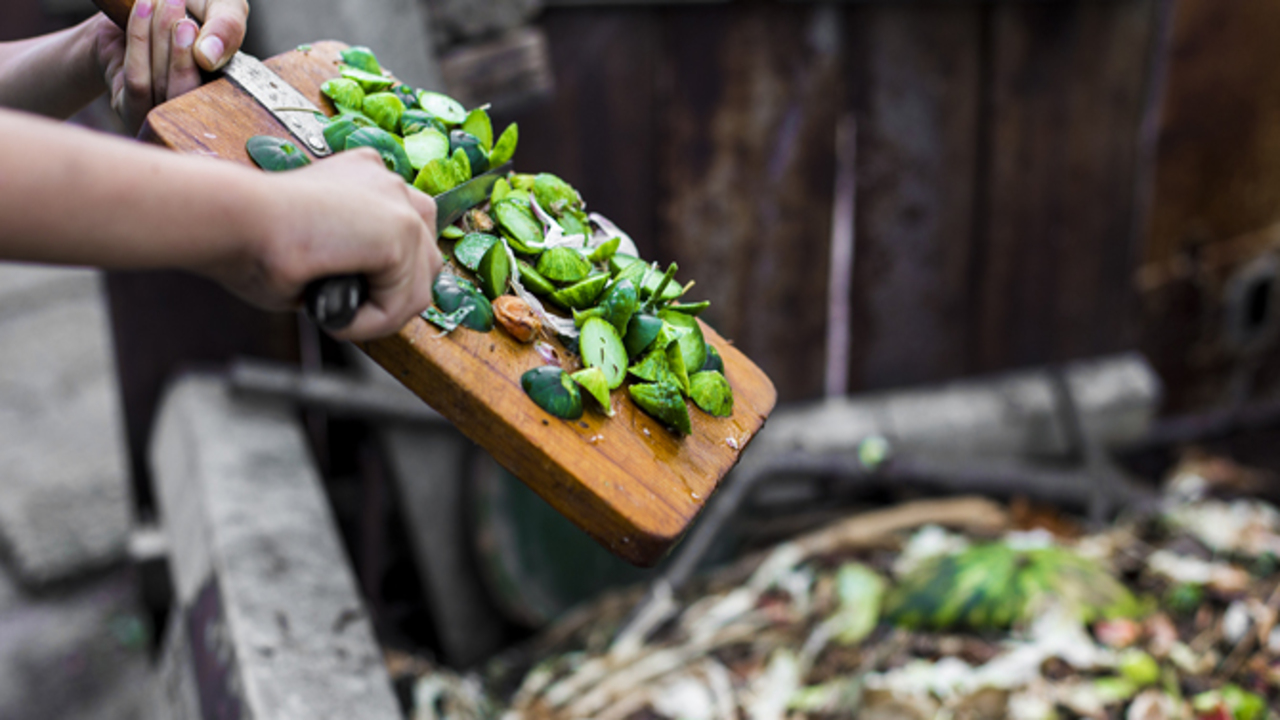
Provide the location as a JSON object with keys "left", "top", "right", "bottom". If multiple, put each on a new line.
{"left": 396, "top": 451, "right": 1280, "bottom": 720}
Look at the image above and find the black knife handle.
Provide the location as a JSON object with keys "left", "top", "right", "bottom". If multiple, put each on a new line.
{"left": 304, "top": 275, "right": 368, "bottom": 332}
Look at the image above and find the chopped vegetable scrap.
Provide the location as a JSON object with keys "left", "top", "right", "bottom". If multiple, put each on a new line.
{"left": 244, "top": 45, "right": 734, "bottom": 435}
{"left": 387, "top": 452, "right": 1280, "bottom": 720}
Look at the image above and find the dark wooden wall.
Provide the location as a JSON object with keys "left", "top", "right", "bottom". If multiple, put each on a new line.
{"left": 495, "top": 0, "right": 1166, "bottom": 404}
{"left": 1140, "top": 0, "right": 1280, "bottom": 412}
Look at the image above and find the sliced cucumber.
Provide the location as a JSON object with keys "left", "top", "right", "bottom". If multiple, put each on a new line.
{"left": 580, "top": 318, "right": 628, "bottom": 389}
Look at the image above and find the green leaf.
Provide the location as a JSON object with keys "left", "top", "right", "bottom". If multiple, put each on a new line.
{"left": 489, "top": 123, "right": 519, "bottom": 167}
{"left": 885, "top": 542, "right": 1142, "bottom": 631}
{"left": 246, "top": 136, "right": 311, "bottom": 172}
{"left": 825, "top": 564, "right": 886, "bottom": 645}
{"left": 462, "top": 107, "right": 494, "bottom": 152}
{"left": 439, "top": 225, "right": 465, "bottom": 240}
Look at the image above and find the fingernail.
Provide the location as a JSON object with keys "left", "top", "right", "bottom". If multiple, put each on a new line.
{"left": 135, "top": 0, "right": 153, "bottom": 19}
{"left": 197, "top": 36, "right": 225, "bottom": 67}
{"left": 174, "top": 20, "right": 196, "bottom": 49}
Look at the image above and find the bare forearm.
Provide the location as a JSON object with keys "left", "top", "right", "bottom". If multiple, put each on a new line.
{"left": 0, "top": 109, "right": 269, "bottom": 273}
{"left": 0, "top": 21, "right": 106, "bottom": 119}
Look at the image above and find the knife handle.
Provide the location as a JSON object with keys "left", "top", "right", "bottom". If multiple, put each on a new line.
{"left": 304, "top": 275, "right": 368, "bottom": 333}
{"left": 92, "top": 0, "right": 136, "bottom": 29}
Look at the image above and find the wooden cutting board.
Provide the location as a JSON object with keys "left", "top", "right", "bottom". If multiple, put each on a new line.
{"left": 139, "top": 41, "right": 777, "bottom": 566}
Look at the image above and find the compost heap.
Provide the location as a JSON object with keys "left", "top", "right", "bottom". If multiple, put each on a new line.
{"left": 394, "top": 451, "right": 1280, "bottom": 720}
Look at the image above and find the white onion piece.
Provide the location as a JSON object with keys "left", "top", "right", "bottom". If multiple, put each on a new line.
{"left": 528, "top": 191, "right": 587, "bottom": 249}
{"left": 589, "top": 212, "right": 640, "bottom": 257}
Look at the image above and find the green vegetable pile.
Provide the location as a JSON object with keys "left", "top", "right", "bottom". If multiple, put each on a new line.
{"left": 444, "top": 169, "right": 734, "bottom": 434}
{"left": 244, "top": 45, "right": 733, "bottom": 435}
{"left": 246, "top": 45, "right": 516, "bottom": 189}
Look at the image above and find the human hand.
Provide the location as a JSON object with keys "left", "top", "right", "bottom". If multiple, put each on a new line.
{"left": 91, "top": 0, "right": 248, "bottom": 133}
{"left": 211, "top": 148, "right": 443, "bottom": 341}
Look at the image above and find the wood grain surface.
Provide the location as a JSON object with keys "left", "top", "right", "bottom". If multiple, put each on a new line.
{"left": 140, "top": 41, "right": 777, "bottom": 566}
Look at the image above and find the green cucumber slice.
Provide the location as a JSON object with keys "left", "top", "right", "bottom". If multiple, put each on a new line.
{"left": 476, "top": 239, "right": 510, "bottom": 301}
{"left": 580, "top": 318, "right": 628, "bottom": 389}
{"left": 690, "top": 371, "right": 733, "bottom": 417}
{"left": 516, "top": 260, "right": 557, "bottom": 297}
{"left": 549, "top": 273, "right": 608, "bottom": 311}
{"left": 623, "top": 313, "right": 663, "bottom": 359}
{"left": 521, "top": 366, "right": 582, "bottom": 420}
{"left": 453, "top": 233, "right": 498, "bottom": 272}
{"left": 629, "top": 382, "right": 691, "bottom": 435}
{"left": 659, "top": 308, "right": 707, "bottom": 376}
{"left": 418, "top": 91, "right": 467, "bottom": 124}
{"left": 570, "top": 367, "right": 613, "bottom": 416}
{"left": 536, "top": 247, "right": 592, "bottom": 285}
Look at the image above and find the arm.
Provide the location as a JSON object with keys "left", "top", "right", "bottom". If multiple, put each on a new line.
{"left": 0, "top": 21, "right": 107, "bottom": 120}
{"left": 0, "top": 0, "right": 248, "bottom": 126}
{"left": 0, "top": 109, "right": 441, "bottom": 340}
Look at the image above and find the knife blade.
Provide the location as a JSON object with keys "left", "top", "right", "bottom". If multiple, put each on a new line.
{"left": 92, "top": 0, "right": 331, "bottom": 156}
{"left": 434, "top": 162, "right": 511, "bottom": 232}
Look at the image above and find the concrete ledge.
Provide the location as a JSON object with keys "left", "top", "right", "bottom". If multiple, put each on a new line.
{"left": 150, "top": 373, "right": 400, "bottom": 720}
{"left": 756, "top": 353, "right": 1161, "bottom": 460}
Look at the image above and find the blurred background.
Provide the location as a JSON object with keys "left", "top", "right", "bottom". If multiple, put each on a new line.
{"left": 6, "top": 0, "right": 1280, "bottom": 718}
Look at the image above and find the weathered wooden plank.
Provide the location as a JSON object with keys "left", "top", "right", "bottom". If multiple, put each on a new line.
{"left": 654, "top": 1, "right": 841, "bottom": 402}
{"left": 1144, "top": 0, "right": 1280, "bottom": 267}
{"left": 1138, "top": 0, "right": 1280, "bottom": 411}
{"left": 976, "top": 0, "right": 1156, "bottom": 371}
{"left": 843, "top": 4, "right": 983, "bottom": 392}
